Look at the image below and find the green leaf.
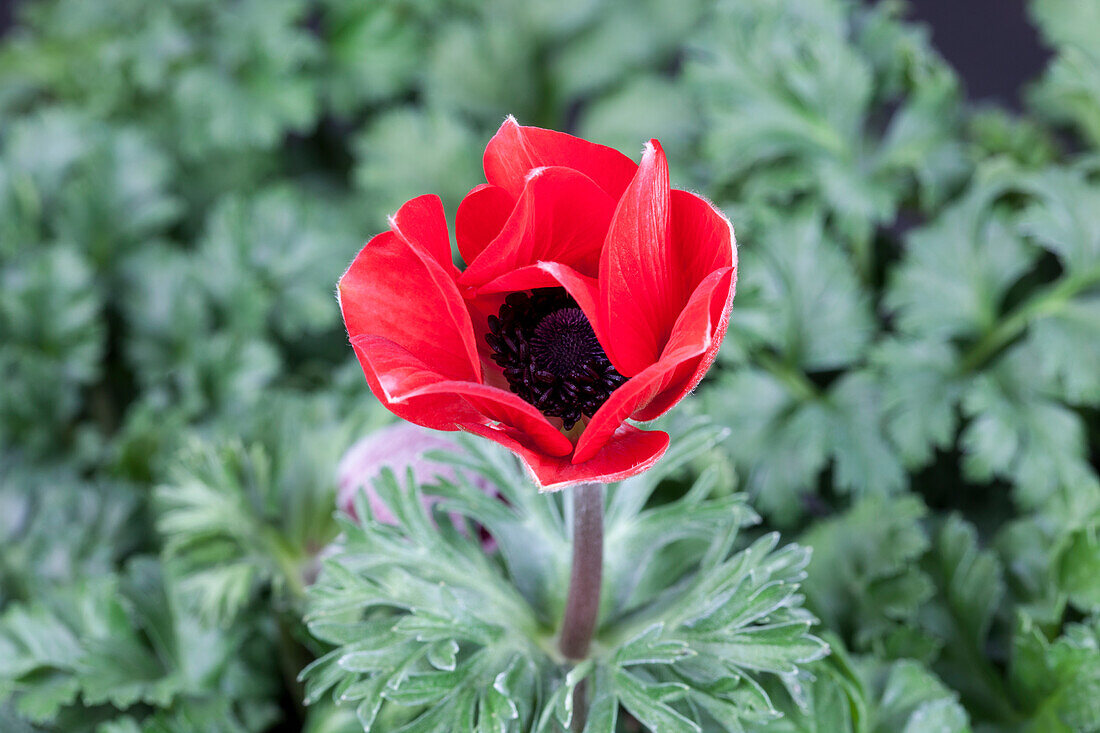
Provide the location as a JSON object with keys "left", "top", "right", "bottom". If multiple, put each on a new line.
{"left": 960, "top": 350, "right": 1098, "bottom": 509}
{"left": 725, "top": 210, "right": 875, "bottom": 371}
{"left": 352, "top": 109, "right": 482, "bottom": 231}
{"left": 1023, "top": 295, "right": 1100, "bottom": 404}
{"left": 613, "top": 624, "right": 696, "bottom": 667}
{"left": 1029, "top": 0, "right": 1100, "bottom": 147}
{"left": 316, "top": 2, "right": 426, "bottom": 114}
{"left": 612, "top": 669, "right": 700, "bottom": 733}
{"left": 886, "top": 168, "right": 1034, "bottom": 342}
{"left": 826, "top": 373, "right": 907, "bottom": 501}
{"left": 801, "top": 495, "right": 935, "bottom": 655}
{"left": 968, "top": 108, "right": 1058, "bottom": 168}
{"left": 708, "top": 368, "right": 904, "bottom": 524}
{"left": 1058, "top": 528, "right": 1100, "bottom": 613}
{"left": 303, "top": 463, "right": 549, "bottom": 730}
{"left": 690, "top": 0, "right": 965, "bottom": 248}
{"left": 869, "top": 660, "right": 970, "bottom": 733}
{"left": 0, "top": 244, "right": 104, "bottom": 456}
{"left": 927, "top": 517, "right": 1005, "bottom": 649}
{"left": 424, "top": 16, "right": 535, "bottom": 125}
{"left": 752, "top": 640, "right": 866, "bottom": 733}
{"left": 693, "top": 622, "right": 828, "bottom": 676}
{"left": 883, "top": 163, "right": 1100, "bottom": 499}
{"left": 196, "top": 186, "right": 360, "bottom": 340}
{"left": 1011, "top": 615, "right": 1100, "bottom": 732}
{"left": 872, "top": 338, "right": 963, "bottom": 468}
{"left": 918, "top": 517, "right": 1017, "bottom": 724}
{"left": 12, "top": 674, "right": 80, "bottom": 724}
{"left": 0, "top": 560, "right": 278, "bottom": 726}
{"left": 550, "top": 0, "right": 707, "bottom": 101}
{"left": 0, "top": 460, "right": 140, "bottom": 608}
{"left": 581, "top": 669, "right": 619, "bottom": 733}
{"left": 157, "top": 396, "right": 355, "bottom": 624}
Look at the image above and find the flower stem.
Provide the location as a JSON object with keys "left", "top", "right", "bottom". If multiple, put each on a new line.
{"left": 559, "top": 482, "right": 603, "bottom": 733}
{"left": 559, "top": 482, "right": 604, "bottom": 660}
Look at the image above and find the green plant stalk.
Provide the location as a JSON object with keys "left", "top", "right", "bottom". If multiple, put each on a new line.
{"left": 959, "top": 265, "right": 1100, "bottom": 374}
{"left": 266, "top": 532, "right": 311, "bottom": 719}
{"left": 276, "top": 609, "right": 310, "bottom": 723}
{"left": 268, "top": 529, "right": 308, "bottom": 601}
{"left": 756, "top": 350, "right": 820, "bottom": 401}
{"left": 558, "top": 482, "right": 604, "bottom": 731}
{"left": 559, "top": 483, "right": 604, "bottom": 659}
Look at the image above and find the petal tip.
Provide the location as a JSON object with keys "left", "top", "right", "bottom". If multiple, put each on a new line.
{"left": 524, "top": 165, "right": 549, "bottom": 182}
{"left": 642, "top": 138, "right": 665, "bottom": 160}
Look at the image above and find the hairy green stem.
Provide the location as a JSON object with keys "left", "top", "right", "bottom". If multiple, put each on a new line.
{"left": 559, "top": 482, "right": 604, "bottom": 731}
{"left": 559, "top": 483, "right": 604, "bottom": 659}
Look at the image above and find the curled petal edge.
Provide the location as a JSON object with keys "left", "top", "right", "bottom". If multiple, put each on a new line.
{"left": 352, "top": 334, "right": 573, "bottom": 457}
{"left": 483, "top": 115, "right": 638, "bottom": 200}
{"left": 573, "top": 267, "right": 733, "bottom": 463}
{"left": 462, "top": 422, "right": 670, "bottom": 491}
{"left": 633, "top": 264, "right": 736, "bottom": 422}
{"left": 339, "top": 227, "right": 481, "bottom": 383}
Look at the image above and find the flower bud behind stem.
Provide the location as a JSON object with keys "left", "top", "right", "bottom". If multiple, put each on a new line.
{"left": 558, "top": 481, "right": 604, "bottom": 731}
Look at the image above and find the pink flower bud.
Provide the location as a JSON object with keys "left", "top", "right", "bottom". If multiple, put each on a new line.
{"left": 336, "top": 423, "right": 498, "bottom": 548}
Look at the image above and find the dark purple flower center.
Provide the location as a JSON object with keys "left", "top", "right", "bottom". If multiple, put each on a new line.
{"left": 486, "top": 288, "right": 625, "bottom": 430}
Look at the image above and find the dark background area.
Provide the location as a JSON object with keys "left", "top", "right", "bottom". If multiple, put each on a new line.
{"left": 0, "top": 0, "right": 16, "bottom": 37}
{"left": 904, "top": 0, "right": 1050, "bottom": 107}
{"left": 0, "top": 0, "right": 1053, "bottom": 109}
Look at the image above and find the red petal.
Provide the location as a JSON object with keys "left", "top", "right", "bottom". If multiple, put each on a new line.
{"left": 455, "top": 184, "right": 515, "bottom": 267}
{"left": 340, "top": 229, "right": 481, "bottom": 382}
{"left": 400, "top": 379, "right": 574, "bottom": 458}
{"left": 668, "top": 189, "right": 736, "bottom": 293}
{"left": 463, "top": 422, "right": 669, "bottom": 491}
{"left": 483, "top": 116, "right": 638, "bottom": 200}
{"left": 474, "top": 264, "right": 564, "bottom": 294}
{"left": 535, "top": 262, "right": 603, "bottom": 328}
{"left": 628, "top": 190, "right": 736, "bottom": 420}
{"left": 351, "top": 335, "right": 483, "bottom": 430}
{"left": 571, "top": 327, "right": 715, "bottom": 464}
{"left": 574, "top": 267, "right": 733, "bottom": 461}
{"left": 632, "top": 266, "right": 735, "bottom": 421}
{"left": 478, "top": 261, "right": 602, "bottom": 316}
{"left": 354, "top": 335, "right": 573, "bottom": 457}
{"left": 599, "top": 140, "right": 676, "bottom": 376}
{"left": 599, "top": 148, "right": 738, "bottom": 378}
{"left": 459, "top": 167, "right": 615, "bottom": 288}
{"left": 389, "top": 194, "right": 455, "bottom": 273}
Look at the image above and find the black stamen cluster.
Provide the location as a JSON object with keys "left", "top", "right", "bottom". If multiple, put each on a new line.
{"left": 486, "top": 289, "right": 626, "bottom": 430}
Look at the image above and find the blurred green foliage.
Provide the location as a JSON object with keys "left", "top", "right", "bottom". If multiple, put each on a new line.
{"left": 1, "top": 0, "right": 1099, "bottom": 730}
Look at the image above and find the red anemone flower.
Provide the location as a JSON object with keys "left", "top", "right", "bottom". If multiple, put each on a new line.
{"left": 338, "top": 117, "right": 737, "bottom": 490}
